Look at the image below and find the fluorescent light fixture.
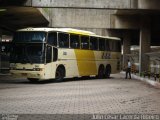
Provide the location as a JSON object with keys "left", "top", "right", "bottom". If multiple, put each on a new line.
{"left": 0, "top": 9, "right": 7, "bottom": 12}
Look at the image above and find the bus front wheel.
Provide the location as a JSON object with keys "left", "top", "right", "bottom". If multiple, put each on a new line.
{"left": 55, "top": 67, "right": 65, "bottom": 82}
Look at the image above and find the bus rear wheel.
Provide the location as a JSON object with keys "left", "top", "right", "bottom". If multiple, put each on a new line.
{"left": 98, "top": 65, "right": 105, "bottom": 79}
{"left": 55, "top": 67, "right": 65, "bottom": 82}
{"left": 105, "top": 65, "right": 111, "bottom": 78}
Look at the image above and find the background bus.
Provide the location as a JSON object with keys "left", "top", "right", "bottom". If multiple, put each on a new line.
{"left": 10, "top": 28, "right": 121, "bottom": 82}
{"left": 0, "top": 42, "right": 11, "bottom": 74}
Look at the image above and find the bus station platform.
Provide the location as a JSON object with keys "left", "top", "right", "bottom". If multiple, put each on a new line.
{"left": 121, "top": 71, "right": 160, "bottom": 89}
{"left": 0, "top": 73, "right": 160, "bottom": 120}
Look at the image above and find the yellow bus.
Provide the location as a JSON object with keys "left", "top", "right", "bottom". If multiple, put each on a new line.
{"left": 10, "top": 28, "right": 121, "bottom": 82}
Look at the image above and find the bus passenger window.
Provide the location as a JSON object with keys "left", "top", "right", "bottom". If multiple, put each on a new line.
{"left": 90, "top": 37, "right": 98, "bottom": 50}
{"left": 53, "top": 47, "right": 58, "bottom": 61}
{"left": 70, "top": 34, "right": 80, "bottom": 49}
{"left": 109, "top": 40, "right": 120, "bottom": 52}
{"left": 58, "top": 33, "right": 69, "bottom": 48}
{"left": 46, "top": 46, "right": 52, "bottom": 63}
{"left": 113, "top": 41, "right": 121, "bottom": 52}
{"left": 81, "top": 36, "right": 89, "bottom": 49}
{"left": 48, "top": 32, "right": 57, "bottom": 46}
{"left": 99, "top": 38, "right": 105, "bottom": 51}
{"left": 105, "top": 40, "right": 110, "bottom": 51}
{"left": 109, "top": 40, "right": 113, "bottom": 51}
{"left": 117, "top": 41, "right": 121, "bottom": 52}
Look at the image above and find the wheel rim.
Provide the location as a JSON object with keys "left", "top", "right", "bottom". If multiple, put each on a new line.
{"left": 55, "top": 67, "right": 64, "bottom": 81}
{"left": 105, "top": 66, "right": 111, "bottom": 78}
{"left": 56, "top": 71, "right": 61, "bottom": 80}
{"left": 100, "top": 69, "right": 103, "bottom": 76}
{"left": 98, "top": 67, "right": 104, "bottom": 78}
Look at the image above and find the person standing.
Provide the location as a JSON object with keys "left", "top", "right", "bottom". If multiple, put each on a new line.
{"left": 125, "top": 59, "right": 131, "bottom": 79}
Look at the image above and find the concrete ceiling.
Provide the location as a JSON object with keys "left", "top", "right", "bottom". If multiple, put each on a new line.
{"left": 115, "top": 9, "right": 160, "bottom": 15}
{"left": 0, "top": 0, "right": 28, "bottom": 6}
{"left": 0, "top": 7, "right": 49, "bottom": 31}
{"left": 0, "top": 1, "right": 159, "bottom": 46}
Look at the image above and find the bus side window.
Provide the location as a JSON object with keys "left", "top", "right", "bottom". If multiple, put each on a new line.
{"left": 109, "top": 40, "right": 118, "bottom": 52}
{"left": 112, "top": 40, "right": 121, "bottom": 52}
{"left": 99, "top": 38, "right": 105, "bottom": 51}
{"left": 58, "top": 33, "right": 69, "bottom": 48}
{"left": 81, "top": 36, "right": 89, "bottom": 49}
{"left": 117, "top": 41, "right": 121, "bottom": 52}
{"left": 111, "top": 40, "right": 116, "bottom": 52}
{"left": 53, "top": 47, "right": 58, "bottom": 62}
{"left": 70, "top": 34, "right": 80, "bottom": 49}
{"left": 106, "top": 39, "right": 110, "bottom": 51}
{"left": 48, "top": 32, "right": 57, "bottom": 46}
{"left": 46, "top": 46, "right": 52, "bottom": 63}
{"left": 109, "top": 40, "right": 113, "bottom": 51}
{"left": 90, "top": 37, "right": 98, "bottom": 50}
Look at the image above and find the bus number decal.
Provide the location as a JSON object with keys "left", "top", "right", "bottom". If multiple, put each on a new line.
{"left": 63, "top": 51, "right": 67, "bottom": 55}
{"left": 102, "top": 52, "right": 111, "bottom": 59}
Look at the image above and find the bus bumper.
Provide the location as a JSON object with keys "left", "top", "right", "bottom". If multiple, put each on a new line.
{"left": 10, "top": 70, "right": 45, "bottom": 80}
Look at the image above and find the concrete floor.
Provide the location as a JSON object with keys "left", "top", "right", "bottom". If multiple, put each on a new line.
{"left": 0, "top": 74, "right": 160, "bottom": 119}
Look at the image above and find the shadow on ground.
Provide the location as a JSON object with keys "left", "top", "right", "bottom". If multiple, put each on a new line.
{"left": 0, "top": 75, "right": 114, "bottom": 85}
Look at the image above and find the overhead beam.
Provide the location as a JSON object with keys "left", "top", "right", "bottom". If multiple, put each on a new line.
{"left": 29, "top": 0, "right": 132, "bottom": 9}
{"left": 1, "top": 0, "right": 160, "bottom": 10}
{"left": 49, "top": 8, "right": 143, "bottom": 29}
{"left": 51, "top": 8, "right": 116, "bottom": 28}
{"left": 0, "top": 7, "right": 49, "bottom": 30}
{"left": 110, "top": 15, "right": 140, "bottom": 29}
{"left": 26, "top": 0, "right": 160, "bottom": 10}
{"left": 138, "top": 0, "right": 160, "bottom": 10}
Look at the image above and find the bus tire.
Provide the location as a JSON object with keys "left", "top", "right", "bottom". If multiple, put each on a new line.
{"left": 28, "top": 78, "right": 39, "bottom": 83}
{"left": 55, "top": 66, "right": 65, "bottom": 82}
{"left": 97, "top": 65, "right": 105, "bottom": 79}
{"left": 105, "top": 64, "right": 111, "bottom": 78}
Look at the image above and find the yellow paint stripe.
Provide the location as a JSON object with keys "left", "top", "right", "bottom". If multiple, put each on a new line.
{"left": 74, "top": 49, "right": 97, "bottom": 76}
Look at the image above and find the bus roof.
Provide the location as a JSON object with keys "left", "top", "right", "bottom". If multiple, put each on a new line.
{"left": 91, "top": 34, "right": 121, "bottom": 41}
{"left": 17, "top": 27, "right": 96, "bottom": 36}
{"left": 17, "top": 27, "right": 120, "bottom": 40}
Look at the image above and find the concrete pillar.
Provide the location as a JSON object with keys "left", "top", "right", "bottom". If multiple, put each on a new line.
{"left": 0, "top": 29, "right": 2, "bottom": 73}
{"left": 123, "top": 32, "right": 131, "bottom": 68}
{"left": 139, "top": 16, "right": 151, "bottom": 73}
{"left": 0, "top": 29, "right": 2, "bottom": 42}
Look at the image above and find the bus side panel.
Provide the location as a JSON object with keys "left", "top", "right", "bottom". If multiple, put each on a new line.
{"left": 94, "top": 51, "right": 109, "bottom": 74}
{"left": 44, "top": 62, "right": 57, "bottom": 79}
{"left": 74, "top": 49, "right": 97, "bottom": 76}
{"left": 111, "top": 52, "right": 121, "bottom": 73}
{"left": 58, "top": 48, "right": 79, "bottom": 77}
{"left": 94, "top": 51, "right": 121, "bottom": 74}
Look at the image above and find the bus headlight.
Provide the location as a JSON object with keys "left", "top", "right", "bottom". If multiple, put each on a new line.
{"left": 33, "top": 68, "right": 44, "bottom": 71}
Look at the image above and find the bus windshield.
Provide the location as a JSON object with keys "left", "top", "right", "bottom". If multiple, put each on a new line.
{"left": 13, "top": 32, "right": 47, "bottom": 42}
{"left": 10, "top": 43, "right": 45, "bottom": 64}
